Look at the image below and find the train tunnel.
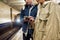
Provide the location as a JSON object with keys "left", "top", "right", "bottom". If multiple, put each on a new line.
{"left": 0, "top": 0, "right": 60, "bottom": 40}
{"left": 0, "top": 0, "right": 24, "bottom": 40}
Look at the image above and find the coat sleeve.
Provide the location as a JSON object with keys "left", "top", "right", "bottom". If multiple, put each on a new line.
{"left": 50, "top": 2, "right": 60, "bottom": 40}
{"left": 20, "top": 9, "right": 25, "bottom": 22}
{"left": 55, "top": 5, "right": 60, "bottom": 39}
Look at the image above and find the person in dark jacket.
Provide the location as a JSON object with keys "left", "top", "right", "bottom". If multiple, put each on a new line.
{"left": 20, "top": 0, "right": 38, "bottom": 40}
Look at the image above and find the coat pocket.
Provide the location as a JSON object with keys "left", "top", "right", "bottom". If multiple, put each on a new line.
{"left": 39, "top": 13, "right": 49, "bottom": 21}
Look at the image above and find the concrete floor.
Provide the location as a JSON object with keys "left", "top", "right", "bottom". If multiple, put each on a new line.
{"left": 11, "top": 28, "right": 23, "bottom": 40}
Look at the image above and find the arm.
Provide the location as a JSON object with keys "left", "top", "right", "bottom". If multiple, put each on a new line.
{"left": 20, "top": 9, "right": 25, "bottom": 22}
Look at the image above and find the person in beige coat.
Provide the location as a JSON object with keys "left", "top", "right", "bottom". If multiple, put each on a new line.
{"left": 33, "top": 0, "right": 60, "bottom": 40}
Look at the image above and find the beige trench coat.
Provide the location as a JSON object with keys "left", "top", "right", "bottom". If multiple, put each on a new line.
{"left": 33, "top": 1, "right": 60, "bottom": 40}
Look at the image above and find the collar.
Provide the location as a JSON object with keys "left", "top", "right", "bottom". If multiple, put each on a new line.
{"left": 25, "top": 4, "right": 33, "bottom": 8}
{"left": 40, "top": 1, "right": 51, "bottom": 8}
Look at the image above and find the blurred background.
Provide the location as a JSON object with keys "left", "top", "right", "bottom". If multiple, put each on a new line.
{"left": 0, "top": 0, "right": 60, "bottom": 40}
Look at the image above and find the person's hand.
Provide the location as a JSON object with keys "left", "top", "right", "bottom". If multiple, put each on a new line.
{"left": 28, "top": 16, "right": 35, "bottom": 28}
{"left": 24, "top": 16, "right": 29, "bottom": 22}
{"left": 28, "top": 16, "right": 35, "bottom": 24}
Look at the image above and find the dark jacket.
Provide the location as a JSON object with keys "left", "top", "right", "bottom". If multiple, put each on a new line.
{"left": 20, "top": 4, "right": 38, "bottom": 34}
